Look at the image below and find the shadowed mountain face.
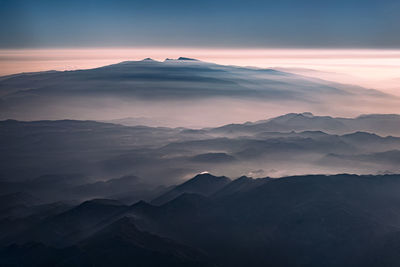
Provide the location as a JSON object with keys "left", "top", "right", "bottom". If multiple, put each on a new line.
{"left": 151, "top": 173, "right": 231, "bottom": 205}
{"left": 77, "top": 217, "right": 214, "bottom": 267}
{"left": 4, "top": 174, "right": 400, "bottom": 266}
{"left": 0, "top": 217, "right": 214, "bottom": 267}
{"left": 19, "top": 199, "right": 128, "bottom": 247}
{"left": 0, "top": 59, "right": 398, "bottom": 126}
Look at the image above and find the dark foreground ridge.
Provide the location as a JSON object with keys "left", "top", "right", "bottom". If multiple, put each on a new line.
{"left": 2, "top": 173, "right": 400, "bottom": 266}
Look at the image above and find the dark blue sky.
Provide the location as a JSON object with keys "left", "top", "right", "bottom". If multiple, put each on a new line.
{"left": 1, "top": 0, "right": 399, "bottom": 48}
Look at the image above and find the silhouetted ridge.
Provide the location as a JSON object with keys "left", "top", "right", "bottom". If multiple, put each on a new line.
{"left": 79, "top": 198, "right": 124, "bottom": 207}
{"left": 161, "top": 193, "right": 209, "bottom": 211}
{"left": 151, "top": 173, "right": 230, "bottom": 205}
{"left": 130, "top": 200, "right": 156, "bottom": 214}
{"left": 79, "top": 216, "right": 214, "bottom": 266}
{"left": 22, "top": 199, "right": 128, "bottom": 247}
{"left": 212, "top": 112, "right": 400, "bottom": 136}
{"left": 177, "top": 57, "right": 199, "bottom": 61}
{"left": 0, "top": 218, "right": 215, "bottom": 266}
{"left": 213, "top": 176, "right": 271, "bottom": 198}
{"left": 182, "top": 173, "right": 231, "bottom": 188}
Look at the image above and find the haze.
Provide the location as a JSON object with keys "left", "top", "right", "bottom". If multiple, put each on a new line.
{"left": 3, "top": 1, "right": 400, "bottom": 266}
{"left": 1, "top": 48, "right": 399, "bottom": 97}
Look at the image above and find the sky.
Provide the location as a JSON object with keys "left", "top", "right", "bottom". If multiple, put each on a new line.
{"left": 1, "top": 0, "right": 400, "bottom": 48}
{"left": 0, "top": 0, "right": 399, "bottom": 95}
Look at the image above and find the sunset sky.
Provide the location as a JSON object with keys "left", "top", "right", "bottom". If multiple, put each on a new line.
{"left": 1, "top": 0, "right": 399, "bottom": 94}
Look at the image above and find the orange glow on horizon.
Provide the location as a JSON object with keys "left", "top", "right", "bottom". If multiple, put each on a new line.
{"left": 1, "top": 48, "right": 400, "bottom": 95}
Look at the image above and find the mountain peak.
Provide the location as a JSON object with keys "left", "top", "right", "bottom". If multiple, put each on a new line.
{"left": 187, "top": 173, "right": 230, "bottom": 185}
{"left": 164, "top": 57, "right": 200, "bottom": 62}
{"left": 151, "top": 173, "right": 231, "bottom": 205}
{"left": 177, "top": 57, "right": 199, "bottom": 61}
{"left": 301, "top": 112, "right": 314, "bottom": 117}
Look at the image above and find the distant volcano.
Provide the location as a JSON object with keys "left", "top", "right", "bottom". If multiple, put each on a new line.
{"left": 0, "top": 59, "right": 398, "bottom": 126}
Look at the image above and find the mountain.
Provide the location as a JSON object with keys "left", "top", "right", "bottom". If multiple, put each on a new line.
{"left": 320, "top": 149, "right": 400, "bottom": 170}
{"left": 2, "top": 114, "right": 400, "bottom": 199}
{"left": 212, "top": 176, "right": 270, "bottom": 198}
{"left": 0, "top": 201, "right": 73, "bottom": 245}
{"left": 151, "top": 173, "right": 231, "bottom": 205}
{"left": 130, "top": 174, "right": 400, "bottom": 267}
{"left": 101, "top": 116, "right": 170, "bottom": 127}
{"left": 0, "top": 217, "right": 215, "bottom": 267}
{"left": 20, "top": 199, "right": 128, "bottom": 247}
{"left": 0, "top": 119, "right": 203, "bottom": 183}
{"left": 4, "top": 58, "right": 400, "bottom": 266}
{"left": 0, "top": 59, "right": 397, "bottom": 126}
{"left": 0, "top": 192, "right": 41, "bottom": 212}
{"left": 5, "top": 174, "right": 400, "bottom": 266}
{"left": 76, "top": 217, "right": 214, "bottom": 267}
{"left": 213, "top": 112, "right": 400, "bottom": 136}
{"left": 70, "top": 175, "right": 155, "bottom": 202}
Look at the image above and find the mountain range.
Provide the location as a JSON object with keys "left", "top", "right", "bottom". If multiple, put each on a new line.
{"left": 1, "top": 58, "right": 398, "bottom": 126}
{"left": 2, "top": 58, "right": 400, "bottom": 266}
{"left": 3, "top": 173, "right": 400, "bottom": 266}
{"left": 2, "top": 112, "right": 400, "bottom": 191}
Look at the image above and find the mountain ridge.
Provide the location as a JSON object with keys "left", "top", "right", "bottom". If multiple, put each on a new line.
{"left": 1, "top": 59, "right": 397, "bottom": 124}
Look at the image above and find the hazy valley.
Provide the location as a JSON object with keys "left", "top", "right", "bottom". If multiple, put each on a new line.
{"left": 1, "top": 58, "right": 399, "bottom": 127}
{"left": 1, "top": 59, "right": 400, "bottom": 266}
